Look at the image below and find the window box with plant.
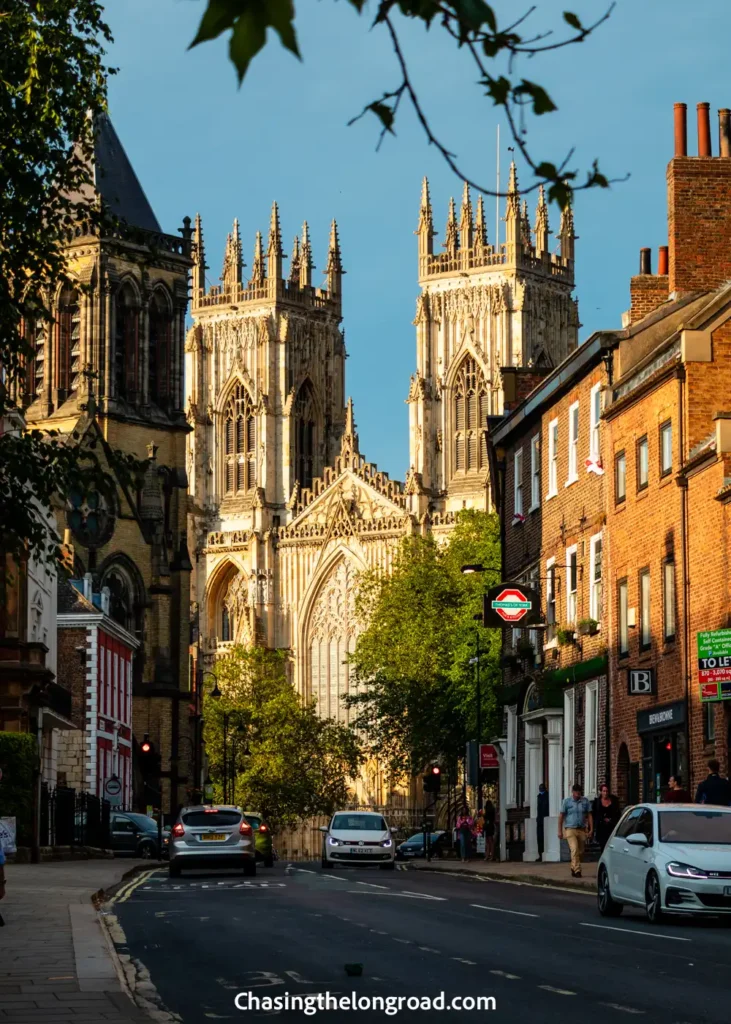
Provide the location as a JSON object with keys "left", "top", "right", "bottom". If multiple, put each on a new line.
{"left": 577, "top": 618, "right": 599, "bottom": 637}
{"left": 556, "top": 626, "right": 576, "bottom": 647}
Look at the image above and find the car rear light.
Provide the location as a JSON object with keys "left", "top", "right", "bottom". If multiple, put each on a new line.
{"left": 172, "top": 823, "right": 185, "bottom": 837}
{"left": 259, "top": 824, "right": 268, "bottom": 833}
{"left": 239, "top": 820, "right": 253, "bottom": 835}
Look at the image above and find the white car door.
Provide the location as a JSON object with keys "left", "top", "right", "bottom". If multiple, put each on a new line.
{"left": 621, "top": 808, "right": 655, "bottom": 902}
{"left": 606, "top": 807, "right": 644, "bottom": 900}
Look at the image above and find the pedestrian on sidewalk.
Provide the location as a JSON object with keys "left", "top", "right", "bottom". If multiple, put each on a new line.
{"left": 558, "top": 784, "right": 593, "bottom": 878}
{"left": 592, "top": 783, "right": 620, "bottom": 851}
{"left": 483, "top": 800, "right": 496, "bottom": 862}
{"left": 456, "top": 807, "right": 474, "bottom": 863}
{"left": 536, "top": 783, "right": 549, "bottom": 862}
{"left": 694, "top": 759, "right": 731, "bottom": 806}
{"left": 664, "top": 774, "right": 690, "bottom": 803}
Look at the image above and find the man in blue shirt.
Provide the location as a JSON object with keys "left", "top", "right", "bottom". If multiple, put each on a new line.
{"left": 558, "top": 783, "right": 593, "bottom": 878}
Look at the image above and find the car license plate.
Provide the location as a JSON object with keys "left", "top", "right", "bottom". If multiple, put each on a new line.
{"left": 724, "top": 886, "right": 731, "bottom": 896}
{"left": 201, "top": 833, "right": 226, "bottom": 842}
{"left": 350, "top": 847, "right": 371, "bottom": 854}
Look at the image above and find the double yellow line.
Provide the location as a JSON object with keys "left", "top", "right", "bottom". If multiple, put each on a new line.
{"left": 109, "top": 867, "right": 161, "bottom": 905}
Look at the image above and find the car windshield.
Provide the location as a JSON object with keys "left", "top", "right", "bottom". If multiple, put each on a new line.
{"left": 182, "top": 810, "right": 241, "bottom": 827}
{"left": 404, "top": 833, "right": 441, "bottom": 845}
{"left": 124, "top": 814, "right": 158, "bottom": 831}
{"left": 658, "top": 810, "right": 731, "bottom": 844}
{"left": 331, "top": 814, "right": 387, "bottom": 831}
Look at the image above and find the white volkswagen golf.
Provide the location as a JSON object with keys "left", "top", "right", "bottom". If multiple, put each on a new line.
{"left": 597, "top": 803, "right": 731, "bottom": 923}
{"left": 320, "top": 811, "right": 397, "bottom": 870}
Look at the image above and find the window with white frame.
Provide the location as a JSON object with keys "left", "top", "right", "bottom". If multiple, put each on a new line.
{"left": 566, "top": 545, "right": 578, "bottom": 623}
{"left": 584, "top": 681, "right": 599, "bottom": 798}
{"left": 663, "top": 560, "right": 676, "bottom": 641}
{"left": 514, "top": 448, "right": 524, "bottom": 517}
{"left": 589, "top": 533, "right": 603, "bottom": 622}
{"left": 546, "top": 558, "right": 556, "bottom": 642}
{"left": 567, "top": 401, "right": 579, "bottom": 483}
{"left": 590, "top": 383, "right": 602, "bottom": 460}
{"left": 547, "top": 418, "right": 559, "bottom": 497}
{"left": 530, "top": 434, "right": 540, "bottom": 509}
{"left": 528, "top": 566, "right": 540, "bottom": 662}
{"left": 563, "top": 688, "right": 575, "bottom": 796}
{"left": 506, "top": 705, "right": 518, "bottom": 807}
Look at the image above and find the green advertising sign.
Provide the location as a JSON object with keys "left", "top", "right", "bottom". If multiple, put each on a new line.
{"left": 697, "top": 629, "right": 731, "bottom": 702}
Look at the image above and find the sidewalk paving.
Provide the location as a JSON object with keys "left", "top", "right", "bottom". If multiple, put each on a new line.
{"left": 0, "top": 858, "right": 154, "bottom": 1022}
{"left": 409, "top": 856, "right": 598, "bottom": 892}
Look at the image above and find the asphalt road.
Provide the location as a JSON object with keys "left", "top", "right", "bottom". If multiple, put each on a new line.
{"left": 110, "top": 861, "right": 731, "bottom": 1023}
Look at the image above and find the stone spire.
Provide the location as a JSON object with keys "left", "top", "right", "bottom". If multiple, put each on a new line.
{"left": 267, "top": 201, "right": 283, "bottom": 280}
{"left": 300, "top": 220, "right": 313, "bottom": 288}
{"left": 444, "top": 196, "right": 459, "bottom": 255}
{"left": 340, "top": 396, "right": 359, "bottom": 460}
{"left": 222, "top": 217, "right": 243, "bottom": 292}
{"left": 558, "top": 194, "right": 575, "bottom": 263}
{"left": 289, "top": 235, "right": 301, "bottom": 284}
{"left": 475, "top": 194, "right": 488, "bottom": 249}
{"left": 192, "top": 213, "right": 206, "bottom": 295}
{"left": 325, "top": 219, "right": 343, "bottom": 298}
{"left": 459, "top": 182, "right": 473, "bottom": 251}
{"left": 534, "top": 185, "right": 550, "bottom": 256}
{"left": 504, "top": 161, "right": 520, "bottom": 259}
{"left": 521, "top": 199, "right": 531, "bottom": 251}
{"left": 416, "top": 176, "right": 434, "bottom": 257}
{"left": 251, "top": 230, "right": 265, "bottom": 285}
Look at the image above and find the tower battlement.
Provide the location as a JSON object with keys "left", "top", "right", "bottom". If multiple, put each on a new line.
{"left": 191, "top": 204, "right": 343, "bottom": 316}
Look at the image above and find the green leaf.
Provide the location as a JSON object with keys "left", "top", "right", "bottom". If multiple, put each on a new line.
{"left": 190, "top": 0, "right": 240, "bottom": 45}
{"left": 368, "top": 100, "right": 396, "bottom": 134}
{"left": 191, "top": 0, "right": 300, "bottom": 83}
{"left": 548, "top": 180, "right": 573, "bottom": 209}
{"left": 483, "top": 75, "right": 510, "bottom": 107}
{"left": 514, "top": 79, "right": 558, "bottom": 116}
{"left": 563, "top": 11, "right": 583, "bottom": 31}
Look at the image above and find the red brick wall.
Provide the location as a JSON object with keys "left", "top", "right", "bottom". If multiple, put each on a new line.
{"left": 630, "top": 275, "right": 668, "bottom": 325}
{"left": 668, "top": 157, "right": 731, "bottom": 294}
{"left": 57, "top": 626, "right": 90, "bottom": 730}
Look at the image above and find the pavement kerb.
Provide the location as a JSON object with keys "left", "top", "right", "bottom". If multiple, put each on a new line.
{"left": 408, "top": 862, "right": 595, "bottom": 894}
{"left": 92, "top": 860, "right": 164, "bottom": 905}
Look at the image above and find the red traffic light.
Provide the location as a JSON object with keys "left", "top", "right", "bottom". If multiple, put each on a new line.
{"left": 141, "top": 740, "right": 152, "bottom": 754}
{"left": 431, "top": 766, "right": 441, "bottom": 775}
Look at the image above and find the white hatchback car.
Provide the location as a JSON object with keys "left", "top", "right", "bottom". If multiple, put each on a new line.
{"left": 320, "top": 811, "right": 397, "bottom": 870}
{"left": 598, "top": 803, "right": 731, "bottom": 923}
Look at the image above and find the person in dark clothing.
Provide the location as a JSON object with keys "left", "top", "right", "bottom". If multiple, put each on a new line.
{"left": 536, "top": 783, "right": 549, "bottom": 862}
{"left": 592, "top": 783, "right": 621, "bottom": 851}
{"left": 482, "top": 800, "right": 496, "bottom": 861}
{"left": 695, "top": 759, "right": 731, "bottom": 806}
{"left": 664, "top": 774, "right": 691, "bottom": 803}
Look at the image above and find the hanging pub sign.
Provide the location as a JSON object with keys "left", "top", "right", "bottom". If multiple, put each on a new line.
{"left": 698, "top": 629, "right": 731, "bottom": 700}
{"left": 483, "top": 583, "right": 542, "bottom": 628}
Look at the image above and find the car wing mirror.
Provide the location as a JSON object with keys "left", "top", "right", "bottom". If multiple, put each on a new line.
{"left": 626, "top": 832, "right": 649, "bottom": 847}
{"left": 390, "top": 827, "right": 398, "bottom": 834}
{"left": 318, "top": 825, "right": 328, "bottom": 833}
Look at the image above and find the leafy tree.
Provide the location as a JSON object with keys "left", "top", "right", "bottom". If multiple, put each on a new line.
{"left": 346, "top": 509, "right": 501, "bottom": 780}
{"left": 0, "top": 1, "right": 123, "bottom": 566}
{"left": 190, "top": 0, "right": 616, "bottom": 207}
{"left": 205, "top": 646, "right": 362, "bottom": 830}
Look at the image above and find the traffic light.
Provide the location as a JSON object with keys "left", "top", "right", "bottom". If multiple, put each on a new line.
{"left": 138, "top": 735, "right": 159, "bottom": 778}
{"left": 423, "top": 765, "right": 442, "bottom": 795}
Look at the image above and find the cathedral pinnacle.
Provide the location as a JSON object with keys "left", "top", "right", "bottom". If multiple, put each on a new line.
{"left": 221, "top": 217, "right": 243, "bottom": 292}
{"left": 460, "top": 182, "right": 473, "bottom": 250}
{"left": 475, "top": 194, "right": 488, "bottom": 248}
{"left": 505, "top": 161, "right": 520, "bottom": 219}
{"left": 289, "top": 235, "right": 301, "bottom": 283}
{"left": 521, "top": 199, "right": 531, "bottom": 251}
{"left": 192, "top": 212, "right": 206, "bottom": 295}
{"left": 300, "top": 220, "right": 313, "bottom": 288}
{"left": 558, "top": 193, "right": 576, "bottom": 263}
{"left": 534, "top": 185, "right": 549, "bottom": 256}
{"left": 340, "top": 397, "right": 360, "bottom": 460}
{"left": 251, "top": 230, "right": 265, "bottom": 285}
{"left": 326, "top": 219, "right": 343, "bottom": 298}
{"left": 267, "top": 201, "right": 283, "bottom": 279}
{"left": 444, "top": 196, "right": 459, "bottom": 254}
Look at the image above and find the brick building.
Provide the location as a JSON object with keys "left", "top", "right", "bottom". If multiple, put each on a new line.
{"left": 489, "top": 102, "right": 731, "bottom": 859}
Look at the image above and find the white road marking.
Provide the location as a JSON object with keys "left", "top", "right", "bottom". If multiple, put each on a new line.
{"left": 370, "top": 929, "right": 388, "bottom": 935}
{"left": 357, "top": 882, "right": 389, "bottom": 890}
{"left": 539, "top": 985, "right": 576, "bottom": 996}
{"left": 601, "top": 1004, "right": 645, "bottom": 1015}
{"left": 418, "top": 946, "right": 440, "bottom": 954}
{"left": 470, "top": 903, "right": 539, "bottom": 918}
{"left": 490, "top": 970, "right": 520, "bottom": 979}
{"left": 297, "top": 869, "right": 317, "bottom": 875}
{"left": 393, "top": 938, "right": 412, "bottom": 944}
{"left": 322, "top": 874, "right": 348, "bottom": 882}
{"left": 345, "top": 890, "right": 447, "bottom": 901}
{"left": 452, "top": 958, "right": 476, "bottom": 965}
{"left": 399, "top": 890, "right": 447, "bottom": 901}
{"left": 580, "top": 923, "right": 691, "bottom": 943}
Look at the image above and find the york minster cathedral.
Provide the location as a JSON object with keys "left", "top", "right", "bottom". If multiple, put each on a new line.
{"left": 186, "top": 167, "right": 579, "bottom": 802}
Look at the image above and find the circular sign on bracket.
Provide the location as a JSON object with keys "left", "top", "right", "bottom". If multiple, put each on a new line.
{"left": 104, "top": 776, "right": 122, "bottom": 797}
{"left": 490, "top": 588, "right": 532, "bottom": 623}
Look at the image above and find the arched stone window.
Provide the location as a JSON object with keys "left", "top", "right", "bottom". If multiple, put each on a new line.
{"left": 294, "top": 380, "right": 317, "bottom": 490}
{"left": 148, "top": 291, "right": 172, "bottom": 406}
{"left": 221, "top": 604, "right": 233, "bottom": 642}
{"left": 223, "top": 383, "right": 256, "bottom": 495}
{"left": 55, "top": 284, "right": 80, "bottom": 394}
{"left": 453, "top": 356, "right": 489, "bottom": 473}
{"left": 308, "top": 560, "right": 358, "bottom": 725}
{"left": 115, "top": 283, "right": 139, "bottom": 401}
{"left": 101, "top": 565, "right": 135, "bottom": 633}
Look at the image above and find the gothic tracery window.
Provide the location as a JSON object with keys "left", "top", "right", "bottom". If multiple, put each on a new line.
{"left": 115, "top": 283, "right": 139, "bottom": 401}
{"left": 223, "top": 383, "right": 256, "bottom": 495}
{"left": 294, "top": 380, "right": 317, "bottom": 490}
{"left": 453, "top": 356, "right": 489, "bottom": 473}
{"left": 308, "top": 560, "right": 358, "bottom": 725}
{"left": 55, "top": 284, "right": 80, "bottom": 394}
{"left": 148, "top": 291, "right": 172, "bottom": 407}
{"left": 101, "top": 566, "right": 135, "bottom": 633}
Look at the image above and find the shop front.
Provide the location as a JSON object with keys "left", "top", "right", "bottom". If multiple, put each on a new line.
{"left": 637, "top": 700, "right": 688, "bottom": 803}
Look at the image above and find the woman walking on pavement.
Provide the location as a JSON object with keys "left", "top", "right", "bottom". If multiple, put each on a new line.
{"left": 456, "top": 807, "right": 474, "bottom": 862}
{"left": 482, "top": 800, "right": 496, "bottom": 862}
{"left": 592, "top": 783, "right": 621, "bottom": 851}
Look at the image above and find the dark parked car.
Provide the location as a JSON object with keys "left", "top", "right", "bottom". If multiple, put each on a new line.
{"left": 396, "top": 830, "right": 450, "bottom": 860}
{"left": 243, "top": 812, "right": 275, "bottom": 867}
{"left": 110, "top": 812, "right": 169, "bottom": 859}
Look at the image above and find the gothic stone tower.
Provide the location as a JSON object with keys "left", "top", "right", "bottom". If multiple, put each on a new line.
{"left": 22, "top": 115, "right": 193, "bottom": 815}
{"left": 407, "top": 168, "right": 579, "bottom": 515}
{"left": 186, "top": 207, "right": 347, "bottom": 652}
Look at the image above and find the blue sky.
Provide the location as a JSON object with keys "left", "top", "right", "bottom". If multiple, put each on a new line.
{"left": 106, "top": 1, "right": 725, "bottom": 479}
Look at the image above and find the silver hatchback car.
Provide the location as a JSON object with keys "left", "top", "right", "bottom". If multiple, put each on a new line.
{"left": 168, "top": 805, "right": 256, "bottom": 877}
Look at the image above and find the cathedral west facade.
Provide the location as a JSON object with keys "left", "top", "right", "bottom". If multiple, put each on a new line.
{"left": 186, "top": 168, "right": 578, "bottom": 801}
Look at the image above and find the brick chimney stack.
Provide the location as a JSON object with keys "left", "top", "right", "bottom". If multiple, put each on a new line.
{"left": 629, "top": 245, "right": 669, "bottom": 324}
{"left": 668, "top": 101, "right": 731, "bottom": 294}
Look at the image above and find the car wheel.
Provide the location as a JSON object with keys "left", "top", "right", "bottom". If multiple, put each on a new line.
{"left": 138, "top": 842, "right": 155, "bottom": 860}
{"left": 379, "top": 861, "right": 395, "bottom": 871}
{"left": 597, "top": 865, "right": 623, "bottom": 918}
{"left": 243, "top": 858, "right": 257, "bottom": 877}
{"left": 168, "top": 861, "right": 181, "bottom": 878}
{"left": 645, "top": 871, "right": 664, "bottom": 924}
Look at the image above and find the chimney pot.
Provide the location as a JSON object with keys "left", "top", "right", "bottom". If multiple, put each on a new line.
{"left": 658, "top": 245, "right": 669, "bottom": 276}
{"left": 639, "top": 247, "right": 652, "bottom": 275}
{"left": 719, "top": 109, "right": 731, "bottom": 158}
{"left": 697, "top": 102, "right": 712, "bottom": 157}
{"left": 674, "top": 102, "right": 688, "bottom": 157}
